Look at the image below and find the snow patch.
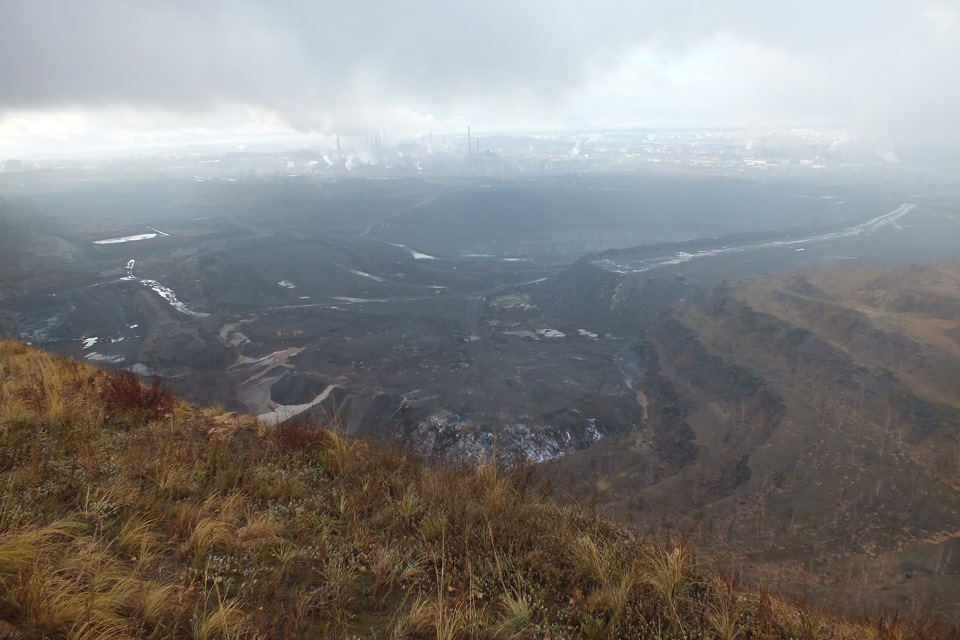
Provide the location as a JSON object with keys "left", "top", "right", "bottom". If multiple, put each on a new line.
{"left": 94, "top": 233, "right": 157, "bottom": 245}
{"left": 387, "top": 242, "right": 437, "bottom": 260}
{"left": 258, "top": 384, "right": 337, "bottom": 424}
{"left": 85, "top": 352, "right": 124, "bottom": 363}
{"left": 333, "top": 296, "right": 389, "bottom": 303}
{"left": 346, "top": 268, "right": 384, "bottom": 282}
{"left": 141, "top": 280, "right": 209, "bottom": 317}
{"left": 504, "top": 330, "right": 538, "bottom": 339}
{"left": 125, "top": 363, "right": 153, "bottom": 376}
{"left": 537, "top": 328, "right": 566, "bottom": 338}
{"left": 598, "top": 203, "right": 917, "bottom": 274}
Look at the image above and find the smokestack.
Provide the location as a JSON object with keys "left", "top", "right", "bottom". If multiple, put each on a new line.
{"left": 429, "top": 131, "right": 433, "bottom": 152}
{"left": 336, "top": 136, "right": 341, "bottom": 160}
{"left": 467, "top": 126, "right": 471, "bottom": 154}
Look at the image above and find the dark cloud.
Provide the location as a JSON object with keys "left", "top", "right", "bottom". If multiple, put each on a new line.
{"left": 0, "top": 0, "right": 957, "bottom": 141}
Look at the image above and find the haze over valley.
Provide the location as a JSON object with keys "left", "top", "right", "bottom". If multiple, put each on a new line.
{"left": 2, "top": 141, "right": 959, "bottom": 614}
{"left": 2, "top": 150, "right": 954, "bottom": 456}
{"left": 2, "top": 0, "right": 960, "bottom": 630}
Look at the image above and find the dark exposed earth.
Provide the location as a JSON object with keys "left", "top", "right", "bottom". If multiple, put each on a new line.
{"left": 2, "top": 169, "right": 960, "bottom": 617}
{"left": 1, "top": 173, "right": 957, "bottom": 464}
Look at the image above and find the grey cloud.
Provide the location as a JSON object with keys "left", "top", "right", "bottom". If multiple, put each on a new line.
{"left": 0, "top": 0, "right": 957, "bottom": 140}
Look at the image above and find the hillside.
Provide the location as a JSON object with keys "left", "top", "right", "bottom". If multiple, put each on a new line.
{"left": 1, "top": 340, "right": 956, "bottom": 638}
{"left": 540, "top": 263, "right": 960, "bottom": 620}
{"left": 0, "top": 198, "right": 87, "bottom": 306}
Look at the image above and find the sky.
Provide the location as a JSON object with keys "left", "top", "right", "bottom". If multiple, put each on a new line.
{"left": 1, "top": 0, "right": 958, "bottom": 156}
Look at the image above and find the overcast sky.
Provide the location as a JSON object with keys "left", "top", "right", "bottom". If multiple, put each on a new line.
{"left": 1, "top": 0, "right": 958, "bottom": 156}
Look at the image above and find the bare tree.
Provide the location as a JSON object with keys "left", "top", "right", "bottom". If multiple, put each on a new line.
{"left": 928, "top": 544, "right": 953, "bottom": 577}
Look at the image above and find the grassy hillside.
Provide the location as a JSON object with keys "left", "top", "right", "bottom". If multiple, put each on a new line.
{"left": 0, "top": 339, "right": 955, "bottom": 639}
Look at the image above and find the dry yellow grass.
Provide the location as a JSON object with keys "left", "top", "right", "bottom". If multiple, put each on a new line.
{"left": 0, "top": 339, "right": 956, "bottom": 638}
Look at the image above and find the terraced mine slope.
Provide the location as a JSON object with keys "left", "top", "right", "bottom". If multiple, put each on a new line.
{"left": 543, "top": 263, "right": 960, "bottom": 618}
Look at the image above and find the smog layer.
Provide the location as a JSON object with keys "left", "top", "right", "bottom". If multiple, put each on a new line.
{"left": 1, "top": 165, "right": 957, "bottom": 460}
{"left": 2, "top": 154, "right": 960, "bottom": 614}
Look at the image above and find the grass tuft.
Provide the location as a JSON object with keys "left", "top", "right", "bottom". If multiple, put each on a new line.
{"left": 493, "top": 592, "right": 532, "bottom": 639}
{"left": 193, "top": 597, "right": 251, "bottom": 640}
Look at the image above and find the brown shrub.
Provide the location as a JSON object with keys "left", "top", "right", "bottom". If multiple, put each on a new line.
{"left": 100, "top": 371, "right": 173, "bottom": 422}
{"left": 273, "top": 417, "right": 330, "bottom": 451}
